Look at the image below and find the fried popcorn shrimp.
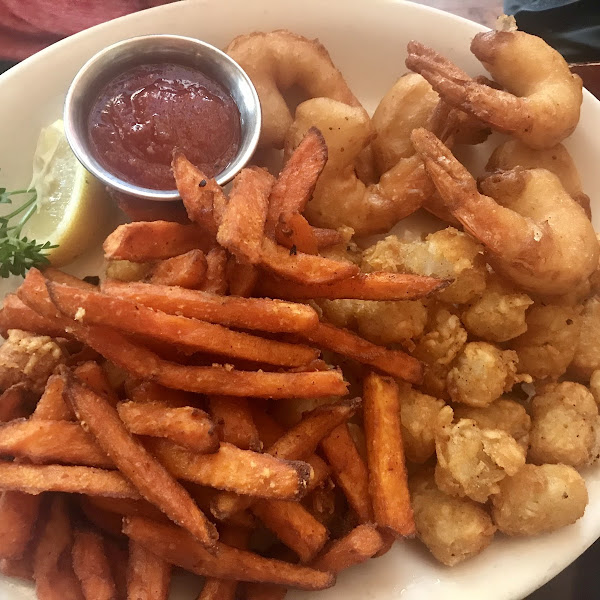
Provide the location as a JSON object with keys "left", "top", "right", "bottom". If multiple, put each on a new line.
{"left": 453, "top": 397, "right": 531, "bottom": 452}
{"left": 399, "top": 385, "right": 446, "bottom": 463}
{"left": 284, "top": 98, "right": 433, "bottom": 234}
{"left": 491, "top": 464, "right": 588, "bottom": 536}
{"left": 362, "top": 228, "right": 486, "bottom": 304}
{"left": 413, "top": 307, "right": 467, "bottom": 399}
{"left": 511, "top": 304, "right": 581, "bottom": 380}
{"left": 461, "top": 276, "right": 533, "bottom": 343}
{"left": 487, "top": 139, "right": 591, "bottom": 218}
{"left": 411, "top": 129, "right": 599, "bottom": 296}
{"left": 0, "top": 329, "right": 65, "bottom": 394}
{"left": 529, "top": 382, "right": 600, "bottom": 467}
{"left": 406, "top": 31, "right": 582, "bottom": 149}
{"left": 570, "top": 296, "right": 600, "bottom": 380}
{"left": 410, "top": 470, "right": 496, "bottom": 566}
{"left": 435, "top": 406, "right": 526, "bottom": 502}
{"left": 226, "top": 30, "right": 361, "bottom": 148}
{"left": 447, "top": 342, "right": 528, "bottom": 408}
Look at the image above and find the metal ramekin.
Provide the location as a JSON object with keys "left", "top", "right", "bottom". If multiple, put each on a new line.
{"left": 64, "top": 34, "right": 261, "bottom": 201}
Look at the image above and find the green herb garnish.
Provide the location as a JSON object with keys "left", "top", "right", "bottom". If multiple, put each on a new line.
{"left": 0, "top": 188, "right": 57, "bottom": 278}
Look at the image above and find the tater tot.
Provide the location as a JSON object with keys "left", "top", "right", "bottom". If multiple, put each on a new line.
{"left": 410, "top": 471, "right": 496, "bottom": 566}
{"left": 510, "top": 304, "right": 581, "bottom": 380}
{"left": 362, "top": 228, "right": 486, "bottom": 304}
{"left": 461, "top": 276, "right": 533, "bottom": 343}
{"left": 453, "top": 396, "right": 531, "bottom": 451}
{"left": 435, "top": 407, "right": 526, "bottom": 502}
{"left": 491, "top": 464, "right": 588, "bottom": 536}
{"left": 570, "top": 296, "right": 600, "bottom": 380}
{"left": 528, "top": 382, "right": 600, "bottom": 467}
{"left": 413, "top": 307, "right": 467, "bottom": 399}
{"left": 399, "top": 385, "right": 446, "bottom": 463}
{"left": 446, "top": 342, "right": 529, "bottom": 408}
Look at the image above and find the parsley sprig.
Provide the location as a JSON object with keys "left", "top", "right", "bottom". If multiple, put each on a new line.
{"left": 0, "top": 188, "right": 57, "bottom": 278}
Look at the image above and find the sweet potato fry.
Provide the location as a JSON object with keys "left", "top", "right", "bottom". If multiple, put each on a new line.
{"left": 34, "top": 496, "right": 84, "bottom": 600}
{"left": 226, "top": 258, "right": 258, "bottom": 297}
{"left": 0, "top": 383, "right": 32, "bottom": 421}
{"left": 103, "top": 221, "right": 210, "bottom": 262}
{"left": 72, "top": 529, "right": 117, "bottom": 600}
{"left": 0, "top": 491, "right": 42, "bottom": 559}
{"left": 127, "top": 539, "right": 172, "bottom": 600}
{"left": 116, "top": 193, "right": 191, "bottom": 224}
{"left": 257, "top": 271, "right": 449, "bottom": 301}
{"left": 100, "top": 280, "right": 319, "bottom": 333}
{"left": 0, "top": 463, "right": 139, "bottom": 498}
{"left": 124, "top": 380, "right": 198, "bottom": 408}
{"left": 0, "top": 419, "right": 112, "bottom": 467}
{"left": 300, "top": 322, "right": 423, "bottom": 384}
{"left": 148, "top": 439, "right": 311, "bottom": 500}
{"left": 148, "top": 249, "right": 207, "bottom": 289}
{"left": 209, "top": 396, "right": 261, "bottom": 451}
{"left": 79, "top": 500, "right": 128, "bottom": 540}
{"left": 311, "top": 227, "right": 345, "bottom": 249}
{"left": 260, "top": 237, "right": 359, "bottom": 284}
{"left": 173, "top": 152, "right": 226, "bottom": 235}
{"left": 117, "top": 401, "right": 218, "bottom": 454}
{"left": 43, "top": 268, "right": 96, "bottom": 290}
{"left": 275, "top": 213, "right": 318, "bottom": 255}
{"left": 217, "top": 167, "right": 274, "bottom": 264}
{"left": 202, "top": 247, "right": 228, "bottom": 295}
{"left": 311, "top": 524, "right": 383, "bottom": 573}
{"left": 47, "top": 281, "right": 318, "bottom": 368}
{"left": 74, "top": 362, "right": 119, "bottom": 408}
{"left": 34, "top": 373, "right": 74, "bottom": 420}
{"left": 363, "top": 373, "right": 414, "bottom": 537}
{"left": 64, "top": 374, "right": 218, "bottom": 550}
{"left": 265, "top": 127, "right": 327, "bottom": 236}
{"left": 320, "top": 424, "right": 373, "bottom": 523}
{"left": 244, "top": 583, "right": 288, "bottom": 600}
{"left": 0, "top": 552, "right": 34, "bottom": 581}
{"left": 0, "top": 294, "right": 66, "bottom": 339}
{"left": 84, "top": 497, "right": 167, "bottom": 523}
{"left": 102, "top": 538, "right": 128, "bottom": 599}
{"left": 122, "top": 516, "right": 335, "bottom": 590}
{"left": 252, "top": 500, "right": 329, "bottom": 563}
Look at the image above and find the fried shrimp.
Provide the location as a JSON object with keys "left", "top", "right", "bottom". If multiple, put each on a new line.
{"left": 226, "top": 30, "right": 361, "bottom": 148}
{"left": 406, "top": 31, "right": 583, "bottom": 149}
{"left": 411, "top": 129, "right": 599, "bottom": 296}
{"left": 284, "top": 98, "right": 433, "bottom": 234}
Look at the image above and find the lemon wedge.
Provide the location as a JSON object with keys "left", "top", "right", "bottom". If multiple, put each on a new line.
{"left": 22, "top": 119, "right": 112, "bottom": 267}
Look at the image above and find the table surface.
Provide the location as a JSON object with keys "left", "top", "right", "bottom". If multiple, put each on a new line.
{"left": 411, "top": 4, "right": 599, "bottom": 600}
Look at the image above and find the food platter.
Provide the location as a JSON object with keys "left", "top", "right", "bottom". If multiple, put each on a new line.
{"left": 1, "top": 0, "right": 600, "bottom": 599}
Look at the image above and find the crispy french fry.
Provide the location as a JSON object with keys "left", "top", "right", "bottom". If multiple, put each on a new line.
{"left": 127, "top": 539, "right": 172, "bottom": 600}
{"left": 47, "top": 281, "right": 318, "bottom": 368}
{"left": 103, "top": 221, "right": 210, "bottom": 262}
{"left": 0, "top": 383, "right": 32, "bottom": 421}
{"left": 258, "top": 271, "right": 449, "bottom": 301}
{"left": 149, "top": 439, "right": 311, "bottom": 500}
{"left": 364, "top": 373, "right": 414, "bottom": 537}
{"left": 244, "top": 583, "right": 288, "bottom": 600}
{"left": 123, "top": 516, "right": 335, "bottom": 590}
{"left": 320, "top": 424, "right": 373, "bottom": 523}
{"left": 201, "top": 247, "right": 228, "bottom": 295}
{"left": 84, "top": 497, "right": 168, "bottom": 523}
{"left": 260, "top": 237, "right": 359, "bottom": 285}
{"left": 124, "top": 380, "right": 198, "bottom": 408}
{"left": 72, "top": 529, "right": 117, "bottom": 600}
{"left": 43, "top": 269, "right": 96, "bottom": 290}
{"left": 0, "top": 463, "right": 139, "bottom": 498}
{"left": 209, "top": 396, "right": 261, "bottom": 451}
{"left": 100, "top": 280, "right": 319, "bottom": 333}
{"left": 226, "top": 258, "right": 258, "bottom": 297}
{"left": 300, "top": 322, "right": 423, "bottom": 384}
{"left": 252, "top": 500, "right": 328, "bottom": 563}
{"left": 117, "top": 402, "right": 219, "bottom": 454}
{"left": 34, "top": 496, "right": 84, "bottom": 600}
{"left": 0, "top": 492, "right": 42, "bottom": 559}
{"left": 34, "top": 373, "right": 74, "bottom": 420}
{"left": 275, "top": 213, "right": 318, "bottom": 255}
{"left": 74, "top": 362, "right": 119, "bottom": 408}
{"left": 311, "top": 524, "right": 383, "bottom": 573}
{"left": 0, "top": 294, "right": 66, "bottom": 339}
{"left": 148, "top": 249, "right": 207, "bottom": 289}
{"left": 217, "top": 167, "right": 274, "bottom": 264}
{"left": 265, "top": 128, "right": 327, "bottom": 236}
{"left": 173, "top": 152, "right": 226, "bottom": 235}
{"left": 64, "top": 375, "right": 218, "bottom": 550}
{"left": 0, "top": 419, "right": 112, "bottom": 467}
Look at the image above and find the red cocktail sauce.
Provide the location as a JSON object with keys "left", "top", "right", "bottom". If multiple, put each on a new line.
{"left": 88, "top": 63, "right": 241, "bottom": 190}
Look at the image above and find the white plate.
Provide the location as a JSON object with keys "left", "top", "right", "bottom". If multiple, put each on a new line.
{"left": 1, "top": 1, "right": 600, "bottom": 599}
